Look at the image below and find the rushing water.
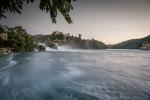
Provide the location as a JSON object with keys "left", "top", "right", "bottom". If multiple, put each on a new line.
{"left": 0, "top": 50, "right": 150, "bottom": 100}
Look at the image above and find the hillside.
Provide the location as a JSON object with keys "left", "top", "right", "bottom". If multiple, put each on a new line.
{"left": 111, "top": 35, "right": 150, "bottom": 49}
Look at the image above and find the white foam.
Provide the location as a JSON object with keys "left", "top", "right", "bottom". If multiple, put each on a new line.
{"left": 61, "top": 67, "right": 83, "bottom": 79}
{"left": 0, "top": 54, "right": 17, "bottom": 71}
{"left": 57, "top": 45, "right": 72, "bottom": 51}
{"left": 2, "top": 75, "right": 10, "bottom": 86}
{"left": 45, "top": 46, "right": 56, "bottom": 51}
{"left": 8, "top": 60, "right": 17, "bottom": 66}
{"left": 45, "top": 45, "right": 74, "bottom": 52}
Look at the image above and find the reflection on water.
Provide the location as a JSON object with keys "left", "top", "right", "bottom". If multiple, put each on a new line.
{"left": 0, "top": 50, "right": 150, "bottom": 100}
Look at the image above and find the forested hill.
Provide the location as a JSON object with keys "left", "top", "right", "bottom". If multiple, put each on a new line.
{"left": 111, "top": 35, "right": 150, "bottom": 49}
{"left": 34, "top": 31, "right": 107, "bottom": 49}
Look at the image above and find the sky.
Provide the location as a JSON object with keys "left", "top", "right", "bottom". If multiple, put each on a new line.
{"left": 1, "top": 0, "right": 150, "bottom": 44}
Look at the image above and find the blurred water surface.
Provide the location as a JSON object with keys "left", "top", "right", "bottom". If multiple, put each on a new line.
{"left": 0, "top": 50, "right": 150, "bottom": 100}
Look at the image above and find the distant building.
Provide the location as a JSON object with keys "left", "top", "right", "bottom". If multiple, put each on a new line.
{"left": 0, "top": 47, "right": 12, "bottom": 54}
{"left": 140, "top": 43, "right": 150, "bottom": 50}
{"left": 0, "top": 33, "right": 7, "bottom": 40}
{"left": 107, "top": 45, "right": 112, "bottom": 48}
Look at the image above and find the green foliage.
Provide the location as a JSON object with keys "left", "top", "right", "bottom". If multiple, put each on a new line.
{"left": 34, "top": 31, "right": 65, "bottom": 42}
{"left": 50, "top": 31, "right": 65, "bottom": 40}
{"left": 0, "top": 25, "right": 35, "bottom": 52}
{"left": 0, "top": 0, "right": 74, "bottom": 23}
{"left": 39, "top": 0, "right": 74, "bottom": 23}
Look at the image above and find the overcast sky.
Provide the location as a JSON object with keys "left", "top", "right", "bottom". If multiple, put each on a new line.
{"left": 1, "top": 0, "right": 150, "bottom": 44}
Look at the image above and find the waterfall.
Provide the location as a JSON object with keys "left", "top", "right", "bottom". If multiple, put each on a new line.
{"left": 45, "top": 46, "right": 56, "bottom": 51}
{"left": 38, "top": 42, "right": 72, "bottom": 51}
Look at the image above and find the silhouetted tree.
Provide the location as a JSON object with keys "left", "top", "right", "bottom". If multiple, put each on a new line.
{"left": 0, "top": 0, "right": 75, "bottom": 23}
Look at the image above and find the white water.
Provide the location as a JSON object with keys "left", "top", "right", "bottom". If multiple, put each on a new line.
{"left": 7, "top": 54, "right": 17, "bottom": 66}
{"left": 45, "top": 45, "right": 73, "bottom": 51}
{"left": 0, "top": 54, "right": 17, "bottom": 71}
{"left": 45, "top": 46, "right": 56, "bottom": 51}
{"left": 57, "top": 45, "right": 72, "bottom": 51}
{"left": 39, "top": 42, "right": 73, "bottom": 52}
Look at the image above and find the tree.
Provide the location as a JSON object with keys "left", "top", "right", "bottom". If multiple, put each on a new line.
{"left": 0, "top": 0, "right": 75, "bottom": 23}
{"left": 50, "top": 31, "right": 65, "bottom": 40}
{"left": 0, "top": 25, "right": 35, "bottom": 52}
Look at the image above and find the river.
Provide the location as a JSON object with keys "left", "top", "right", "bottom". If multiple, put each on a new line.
{"left": 0, "top": 50, "right": 150, "bottom": 100}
